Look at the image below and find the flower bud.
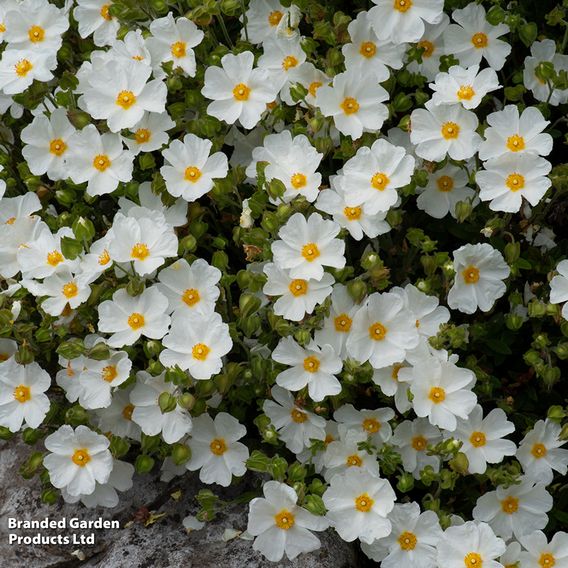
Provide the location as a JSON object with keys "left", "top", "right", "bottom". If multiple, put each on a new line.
{"left": 505, "top": 313, "right": 524, "bottom": 331}
{"left": 211, "top": 251, "right": 229, "bottom": 271}
{"left": 455, "top": 200, "right": 473, "bottom": 223}
{"left": 179, "top": 393, "right": 196, "bottom": 410}
{"left": 287, "top": 462, "right": 307, "bottom": 482}
{"left": 396, "top": 472, "right": 414, "bottom": 492}
{"left": 65, "top": 404, "right": 89, "bottom": 426}
{"left": 172, "top": 443, "right": 192, "bottom": 465}
{"left": 303, "top": 494, "right": 327, "bottom": 516}
{"left": 449, "top": 452, "right": 469, "bottom": 475}
{"left": 0, "top": 426, "right": 13, "bottom": 440}
{"left": 22, "top": 427, "right": 44, "bottom": 445}
{"left": 41, "top": 489, "right": 59, "bottom": 505}
{"left": 135, "top": 455, "right": 155, "bottom": 474}
{"left": 73, "top": 217, "right": 96, "bottom": 242}
{"left": 547, "top": 405, "right": 566, "bottom": 423}
{"left": 347, "top": 280, "right": 367, "bottom": 303}
{"left": 239, "top": 293, "right": 261, "bottom": 319}
{"left": 158, "top": 392, "right": 177, "bottom": 413}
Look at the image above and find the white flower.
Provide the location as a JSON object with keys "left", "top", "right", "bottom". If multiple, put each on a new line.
{"left": 436, "top": 520, "right": 506, "bottom": 568}
{"left": 240, "top": 0, "right": 292, "bottom": 44}
{"left": 0, "top": 338, "right": 18, "bottom": 362}
{"left": 160, "top": 311, "right": 232, "bottom": 380}
{"left": 335, "top": 138, "right": 415, "bottom": 215}
{"left": 444, "top": 3, "right": 511, "bottom": 71}
{"left": 334, "top": 403, "right": 394, "bottom": 446}
{"left": 516, "top": 419, "right": 568, "bottom": 485}
{"left": 447, "top": 243, "right": 510, "bottom": 314}
{"left": 263, "top": 385, "right": 326, "bottom": 454}
{"left": 282, "top": 61, "right": 330, "bottom": 107}
{"left": 550, "top": 260, "right": 568, "bottom": 319}
{"left": 372, "top": 362, "right": 413, "bottom": 414}
{"left": 271, "top": 212, "right": 345, "bottom": 281}
{"left": 185, "top": 412, "right": 249, "bottom": 487}
{"left": 345, "top": 291, "right": 420, "bottom": 369}
{"left": 157, "top": 258, "right": 221, "bottom": 316}
{"left": 361, "top": 502, "right": 443, "bottom": 568}
{"left": 429, "top": 64, "right": 500, "bottom": 109}
{"left": 519, "top": 531, "right": 568, "bottom": 568}
{"left": 323, "top": 468, "right": 396, "bottom": 544}
{"left": 472, "top": 479, "right": 553, "bottom": 540}
{"left": 263, "top": 263, "right": 333, "bottom": 322}
{"left": 316, "top": 68, "right": 389, "bottom": 139}
{"left": 74, "top": 0, "right": 120, "bottom": 47}
{"left": 391, "top": 418, "right": 442, "bottom": 479}
{"left": 95, "top": 387, "right": 141, "bottom": 441}
{"left": 130, "top": 371, "right": 192, "bottom": 444}
{"left": 109, "top": 29, "right": 152, "bottom": 67}
{"left": 0, "top": 49, "right": 55, "bottom": 94}
{"left": 452, "top": 405, "right": 516, "bottom": 474}
{"left": 147, "top": 13, "right": 204, "bottom": 77}
{"left": 247, "top": 480, "right": 328, "bottom": 562}
{"left": 66, "top": 125, "right": 134, "bottom": 197}
{"left": 108, "top": 211, "right": 178, "bottom": 276}
{"left": 479, "top": 105, "right": 553, "bottom": 161}
{"left": 406, "top": 354, "right": 477, "bottom": 431}
{"left": 20, "top": 108, "right": 75, "bottom": 181}
{"left": 416, "top": 163, "right": 475, "bottom": 219}
{"left": 257, "top": 36, "right": 306, "bottom": 92}
{"left": 78, "top": 232, "right": 114, "bottom": 280}
{"left": 124, "top": 112, "right": 175, "bottom": 155}
{"left": 0, "top": 216, "right": 42, "bottom": 279}
{"left": 407, "top": 15, "right": 450, "bottom": 81}
{"left": 500, "top": 541, "right": 522, "bottom": 568}
{"left": 161, "top": 133, "right": 228, "bottom": 202}
{"left": 410, "top": 101, "right": 481, "bottom": 161}
{"left": 97, "top": 287, "right": 171, "bottom": 348}
{"left": 368, "top": 0, "right": 444, "bottom": 44}
{"left": 202, "top": 51, "right": 276, "bottom": 129}
{"left": 272, "top": 336, "right": 343, "bottom": 401}
{"left": 523, "top": 40, "right": 568, "bottom": 106}
{"left": 43, "top": 424, "right": 113, "bottom": 496}
{"left": 0, "top": 359, "right": 50, "bottom": 432}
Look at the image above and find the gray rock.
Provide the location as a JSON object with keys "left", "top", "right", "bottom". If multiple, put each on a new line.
{"left": 0, "top": 438, "right": 362, "bottom": 568}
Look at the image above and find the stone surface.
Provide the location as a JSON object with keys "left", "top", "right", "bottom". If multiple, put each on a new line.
{"left": 0, "top": 438, "right": 365, "bottom": 567}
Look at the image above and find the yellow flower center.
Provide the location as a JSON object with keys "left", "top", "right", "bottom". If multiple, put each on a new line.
{"left": 47, "top": 250, "right": 64, "bottom": 267}
{"left": 369, "top": 322, "right": 387, "bottom": 341}
{"left": 362, "top": 418, "right": 381, "bottom": 434}
{"left": 93, "top": 154, "right": 111, "bottom": 172}
{"left": 354, "top": 492, "right": 374, "bottom": 512}
{"left": 301, "top": 243, "right": 320, "bottom": 262}
{"left": 15, "top": 59, "right": 33, "bottom": 77}
{"left": 441, "top": 121, "right": 460, "bottom": 140}
{"left": 371, "top": 172, "right": 390, "bottom": 191}
{"left": 303, "top": 356, "right": 320, "bottom": 373}
{"left": 170, "top": 41, "right": 186, "bottom": 58}
{"left": 0, "top": 23, "right": 5, "bottom": 34}
{"left": 470, "top": 431, "right": 487, "bottom": 447}
{"left": 343, "top": 206, "right": 362, "bottom": 220}
{"left": 62, "top": 282, "right": 78, "bottom": 299}
{"left": 457, "top": 85, "right": 475, "bottom": 100}
{"left": 6, "top": 217, "right": 16, "bottom": 225}
{"left": 393, "top": 0, "right": 412, "bottom": 12}
{"left": 274, "top": 509, "right": 295, "bottom": 530}
{"left": 268, "top": 10, "right": 284, "bottom": 27}
{"left": 116, "top": 90, "right": 136, "bottom": 110}
{"left": 437, "top": 175, "right": 454, "bottom": 192}
{"left": 539, "top": 553, "right": 556, "bottom": 568}
{"left": 412, "top": 435, "right": 427, "bottom": 451}
{"left": 340, "top": 97, "right": 359, "bottom": 115}
{"left": 182, "top": 288, "right": 200, "bottom": 306}
{"left": 13, "top": 385, "right": 31, "bottom": 403}
{"left": 462, "top": 265, "right": 480, "bottom": 284}
{"left": 392, "top": 364, "right": 403, "bottom": 381}
{"left": 501, "top": 496, "right": 519, "bottom": 514}
{"left": 531, "top": 443, "right": 548, "bottom": 458}
{"left": 102, "top": 365, "right": 118, "bottom": 382}
{"left": 122, "top": 403, "right": 134, "bottom": 420}
{"left": 308, "top": 81, "right": 322, "bottom": 97}
{"left": 135, "top": 128, "right": 152, "bottom": 144}
{"left": 506, "top": 134, "right": 525, "bottom": 152}
{"left": 428, "top": 386, "right": 446, "bottom": 403}
{"left": 192, "top": 343, "right": 210, "bottom": 360}
{"left": 464, "top": 552, "right": 483, "bottom": 567}
{"left": 100, "top": 4, "right": 112, "bottom": 21}
{"left": 282, "top": 55, "right": 298, "bottom": 71}
{"left": 346, "top": 454, "right": 363, "bottom": 467}
{"left": 49, "top": 138, "right": 67, "bottom": 156}
{"left": 289, "top": 279, "right": 308, "bottom": 297}
{"left": 98, "top": 249, "right": 111, "bottom": 265}
{"left": 233, "top": 83, "right": 251, "bottom": 101}
{"left": 334, "top": 313, "right": 352, "bottom": 332}
{"left": 398, "top": 531, "right": 417, "bottom": 550}
{"left": 290, "top": 408, "right": 307, "bottom": 423}
{"left": 127, "top": 312, "right": 145, "bottom": 330}
{"left": 360, "top": 41, "right": 377, "bottom": 58}
{"left": 471, "top": 32, "right": 488, "bottom": 48}
{"left": 419, "top": 39, "right": 434, "bottom": 58}
{"left": 131, "top": 242, "right": 150, "bottom": 260}
{"left": 28, "top": 25, "right": 45, "bottom": 43}
{"left": 184, "top": 166, "right": 202, "bottom": 182}
{"left": 72, "top": 449, "right": 91, "bottom": 467}
{"left": 506, "top": 173, "right": 525, "bottom": 192}
{"left": 210, "top": 438, "right": 227, "bottom": 455}
{"left": 290, "top": 172, "right": 307, "bottom": 189}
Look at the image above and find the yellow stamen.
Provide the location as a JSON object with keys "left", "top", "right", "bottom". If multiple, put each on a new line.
{"left": 441, "top": 121, "right": 460, "bottom": 140}
{"left": 28, "top": 25, "right": 45, "bottom": 43}
{"left": 334, "top": 313, "right": 352, "bottom": 332}
{"left": 470, "top": 431, "right": 487, "bottom": 447}
{"left": 340, "top": 97, "right": 359, "bottom": 115}
{"left": 369, "top": 322, "right": 387, "bottom": 341}
{"left": 359, "top": 41, "right": 377, "bottom": 58}
{"left": 428, "top": 386, "right": 445, "bottom": 403}
{"left": 210, "top": 438, "right": 227, "bottom": 455}
{"left": 301, "top": 243, "right": 320, "bottom": 262}
{"left": 47, "top": 250, "right": 64, "bottom": 267}
{"left": 116, "top": 90, "right": 136, "bottom": 110}
{"left": 131, "top": 243, "right": 150, "bottom": 261}
{"left": 303, "top": 356, "right": 320, "bottom": 373}
{"left": 182, "top": 288, "right": 200, "bottom": 306}
{"left": 274, "top": 509, "right": 295, "bottom": 530}
{"left": 462, "top": 265, "right": 480, "bottom": 284}
{"left": 354, "top": 492, "right": 374, "bottom": 512}
{"left": 127, "top": 312, "right": 145, "bottom": 330}
{"left": 233, "top": 83, "right": 250, "bottom": 101}
{"left": 289, "top": 279, "right": 308, "bottom": 297}
{"left": 471, "top": 32, "right": 488, "bottom": 48}
{"left": 192, "top": 343, "right": 210, "bottom": 360}
{"left": 72, "top": 449, "right": 91, "bottom": 467}
{"left": 49, "top": 138, "right": 67, "bottom": 156}
{"left": 398, "top": 531, "right": 417, "bottom": 550}
{"left": 93, "top": 154, "right": 111, "bottom": 172}
{"left": 13, "top": 385, "right": 31, "bottom": 403}
{"left": 501, "top": 496, "right": 519, "bottom": 514}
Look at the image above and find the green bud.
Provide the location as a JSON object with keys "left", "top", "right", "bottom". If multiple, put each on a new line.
{"left": 267, "top": 178, "right": 286, "bottom": 200}
{"left": 542, "top": 366, "right": 561, "bottom": 389}
{"left": 392, "top": 93, "right": 413, "bottom": 113}
{"left": 0, "top": 426, "right": 13, "bottom": 440}
{"left": 535, "top": 61, "right": 555, "bottom": 84}
{"left": 67, "top": 109, "right": 91, "bottom": 129}
{"left": 505, "top": 313, "right": 524, "bottom": 331}
{"left": 414, "top": 91, "right": 430, "bottom": 107}
{"left": 486, "top": 5, "right": 506, "bottom": 25}
{"left": 179, "top": 393, "right": 196, "bottom": 410}
{"left": 419, "top": 465, "right": 437, "bottom": 486}
{"left": 347, "top": 280, "right": 367, "bottom": 303}
{"left": 141, "top": 433, "right": 162, "bottom": 453}
{"left": 303, "top": 494, "right": 327, "bottom": 516}
{"left": 396, "top": 472, "right": 414, "bottom": 493}
{"left": 554, "top": 342, "right": 568, "bottom": 360}
{"left": 294, "top": 329, "right": 312, "bottom": 346}
{"left": 455, "top": 200, "right": 473, "bottom": 223}
{"left": 246, "top": 450, "right": 271, "bottom": 473}
{"left": 528, "top": 300, "right": 547, "bottom": 318}
{"left": 16, "top": 346, "right": 35, "bottom": 365}
{"left": 504, "top": 242, "right": 520, "bottom": 263}
{"left": 171, "top": 443, "right": 192, "bottom": 465}
{"left": 519, "top": 22, "right": 538, "bottom": 47}
{"left": 72, "top": 217, "right": 96, "bottom": 242}
{"left": 560, "top": 423, "right": 568, "bottom": 441}
{"left": 236, "top": 270, "right": 252, "bottom": 289}
{"left": 239, "top": 293, "right": 262, "bottom": 319}
{"left": 547, "top": 405, "right": 566, "bottom": 423}
{"left": 287, "top": 462, "right": 307, "bottom": 482}
{"left": 126, "top": 279, "right": 145, "bottom": 297}
{"left": 109, "top": 436, "right": 130, "bottom": 458}
{"left": 397, "top": 114, "right": 411, "bottom": 132}
{"left": 211, "top": 251, "right": 229, "bottom": 271}
{"left": 449, "top": 452, "right": 470, "bottom": 475}
{"left": 289, "top": 83, "right": 309, "bottom": 102}
{"left": 60, "top": 236, "right": 83, "bottom": 260}
{"left": 147, "top": 359, "right": 164, "bottom": 376}
{"left": 41, "top": 489, "right": 59, "bottom": 505}
{"left": 142, "top": 340, "right": 162, "bottom": 359}
{"left": 135, "top": 455, "right": 155, "bottom": 474}
{"left": 361, "top": 251, "right": 380, "bottom": 270}
{"left": 55, "top": 188, "right": 76, "bottom": 208}
{"left": 386, "top": 209, "right": 403, "bottom": 227}
{"left": 158, "top": 392, "right": 177, "bottom": 413}
{"left": 56, "top": 338, "right": 85, "bottom": 360}
{"left": 192, "top": 398, "right": 207, "bottom": 416}
{"left": 327, "top": 48, "right": 343, "bottom": 68}
{"left": 269, "top": 456, "right": 288, "bottom": 481}
{"left": 22, "top": 427, "right": 44, "bottom": 445}
{"left": 65, "top": 404, "right": 89, "bottom": 426}
{"left": 87, "top": 342, "right": 111, "bottom": 361}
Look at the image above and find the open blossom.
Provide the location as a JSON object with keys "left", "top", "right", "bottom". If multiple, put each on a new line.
{"left": 333, "top": 404, "right": 394, "bottom": 446}
{"left": 519, "top": 531, "right": 568, "bottom": 568}
{"left": 257, "top": 36, "right": 306, "bottom": 92}
{"left": 0, "top": 49, "right": 55, "bottom": 94}
{"left": 240, "top": 0, "right": 295, "bottom": 44}
{"left": 448, "top": 243, "right": 510, "bottom": 314}
{"left": 74, "top": 0, "right": 120, "bottom": 47}
{"left": 407, "top": 15, "right": 449, "bottom": 80}
{"left": 550, "top": 260, "right": 568, "bottom": 319}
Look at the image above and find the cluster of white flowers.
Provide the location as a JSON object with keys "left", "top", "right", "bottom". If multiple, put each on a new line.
{"left": 1, "top": 0, "right": 567, "bottom": 565}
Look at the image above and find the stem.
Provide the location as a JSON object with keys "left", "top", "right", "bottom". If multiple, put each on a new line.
{"left": 217, "top": 13, "right": 234, "bottom": 49}
{"left": 240, "top": 0, "right": 249, "bottom": 42}
{"left": 561, "top": 21, "right": 568, "bottom": 53}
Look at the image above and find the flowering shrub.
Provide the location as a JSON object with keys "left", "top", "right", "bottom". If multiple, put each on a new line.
{"left": 1, "top": 0, "right": 568, "bottom": 565}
